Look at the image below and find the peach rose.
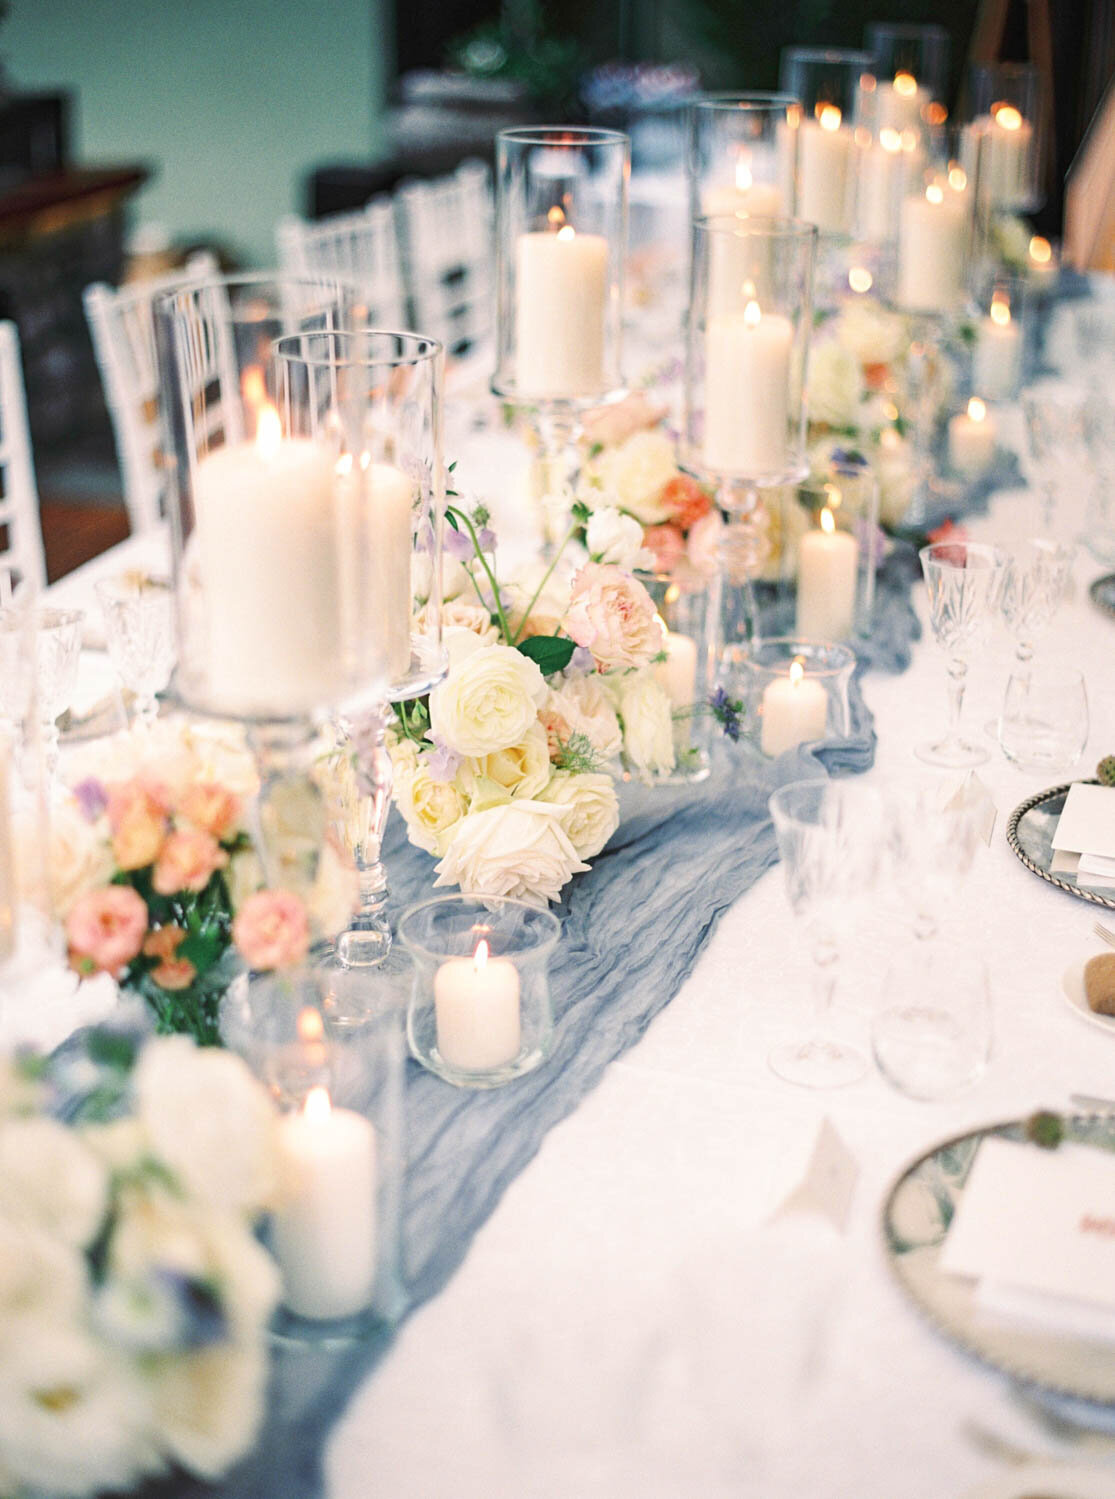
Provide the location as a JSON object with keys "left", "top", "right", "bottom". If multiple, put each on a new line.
{"left": 66, "top": 886, "right": 148, "bottom": 977}
{"left": 642, "top": 524, "right": 686, "bottom": 575}
{"left": 177, "top": 783, "right": 242, "bottom": 841}
{"left": 564, "top": 562, "right": 663, "bottom": 672}
{"left": 232, "top": 890, "right": 310, "bottom": 971}
{"left": 152, "top": 829, "right": 228, "bottom": 896}
{"left": 143, "top": 925, "right": 197, "bottom": 991}
{"left": 106, "top": 780, "right": 170, "bottom": 871}
{"left": 660, "top": 475, "right": 712, "bottom": 531}
{"left": 581, "top": 391, "right": 668, "bottom": 449}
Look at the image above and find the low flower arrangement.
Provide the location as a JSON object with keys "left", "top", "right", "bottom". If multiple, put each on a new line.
{"left": 0, "top": 1025, "right": 281, "bottom": 1495}
{"left": 29, "top": 723, "right": 333, "bottom": 1045}
{"left": 391, "top": 497, "right": 741, "bottom": 904}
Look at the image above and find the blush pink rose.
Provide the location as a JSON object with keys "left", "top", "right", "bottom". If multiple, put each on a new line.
{"left": 659, "top": 475, "right": 712, "bottom": 532}
{"left": 66, "top": 886, "right": 148, "bottom": 977}
{"left": 177, "top": 783, "right": 242, "bottom": 841}
{"left": 151, "top": 829, "right": 228, "bottom": 896}
{"left": 564, "top": 563, "right": 663, "bottom": 673}
{"left": 642, "top": 523, "right": 686, "bottom": 575}
{"left": 232, "top": 890, "right": 310, "bottom": 971}
{"left": 686, "top": 510, "right": 725, "bottom": 578}
{"left": 106, "top": 780, "right": 170, "bottom": 871}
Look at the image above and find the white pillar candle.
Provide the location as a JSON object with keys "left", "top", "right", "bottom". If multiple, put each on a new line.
{"left": 0, "top": 737, "right": 13, "bottom": 963}
{"left": 273, "top": 1086, "right": 377, "bottom": 1321}
{"left": 704, "top": 169, "right": 784, "bottom": 316}
{"left": 435, "top": 939, "right": 522, "bottom": 1072}
{"left": 656, "top": 627, "right": 698, "bottom": 709}
{"left": 760, "top": 657, "right": 829, "bottom": 756}
{"left": 948, "top": 397, "right": 998, "bottom": 476}
{"left": 856, "top": 128, "right": 904, "bottom": 242}
{"left": 354, "top": 460, "right": 413, "bottom": 685}
{"left": 704, "top": 299, "right": 792, "bottom": 478}
{"left": 797, "top": 106, "right": 853, "bottom": 235}
{"left": 796, "top": 505, "right": 859, "bottom": 640}
{"left": 702, "top": 154, "right": 784, "bottom": 218}
{"left": 515, "top": 216, "right": 608, "bottom": 399}
{"left": 962, "top": 106, "right": 1033, "bottom": 208}
{"left": 1028, "top": 235, "right": 1057, "bottom": 288}
{"left": 873, "top": 73, "right": 928, "bottom": 136}
{"left": 897, "top": 181, "right": 969, "bottom": 312}
{"left": 973, "top": 299, "right": 1023, "bottom": 400}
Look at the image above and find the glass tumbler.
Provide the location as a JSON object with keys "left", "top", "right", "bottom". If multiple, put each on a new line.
{"left": 998, "top": 666, "right": 1089, "bottom": 773}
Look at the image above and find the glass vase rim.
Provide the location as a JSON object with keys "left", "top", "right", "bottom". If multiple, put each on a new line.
{"left": 272, "top": 328, "right": 444, "bottom": 371}
{"left": 151, "top": 269, "right": 369, "bottom": 320}
{"left": 0, "top": 604, "right": 85, "bottom": 631}
{"left": 495, "top": 125, "right": 630, "bottom": 148}
{"left": 694, "top": 212, "right": 819, "bottom": 245}
{"left": 690, "top": 90, "right": 801, "bottom": 113}
{"left": 746, "top": 637, "right": 856, "bottom": 676}
{"left": 397, "top": 892, "right": 562, "bottom": 959}
{"left": 866, "top": 20, "right": 950, "bottom": 43}
{"left": 781, "top": 45, "right": 874, "bottom": 66}
{"left": 918, "top": 540, "right": 1007, "bottom": 568}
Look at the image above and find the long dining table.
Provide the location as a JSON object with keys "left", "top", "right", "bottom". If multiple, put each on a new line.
{"left": 23, "top": 282, "right": 1115, "bottom": 1498}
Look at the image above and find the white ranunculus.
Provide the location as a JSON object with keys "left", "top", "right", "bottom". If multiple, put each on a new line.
{"left": 585, "top": 506, "right": 650, "bottom": 570}
{"left": 834, "top": 298, "right": 908, "bottom": 368}
{"left": 18, "top": 800, "right": 113, "bottom": 918}
{"left": 0, "top": 1116, "right": 108, "bottom": 1248}
{"left": 807, "top": 339, "right": 865, "bottom": 431}
{"left": 0, "top": 1322, "right": 158, "bottom": 1497}
{"left": 434, "top": 800, "right": 588, "bottom": 904}
{"left": 595, "top": 429, "right": 678, "bottom": 524}
{"left": 545, "top": 674, "right": 623, "bottom": 760}
{"left": 428, "top": 644, "right": 547, "bottom": 757}
{"left": 134, "top": 1039, "right": 278, "bottom": 1217}
{"left": 394, "top": 757, "right": 470, "bottom": 856}
{"left": 468, "top": 721, "right": 551, "bottom": 801}
{"left": 538, "top": 771, "right": 620, "bottom": 859}
{"left": 617, "top": 673, "right": 676, "bottom": 776}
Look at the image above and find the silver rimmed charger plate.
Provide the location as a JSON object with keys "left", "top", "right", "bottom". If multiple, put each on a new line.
{"left": 1007, "top": 780, "right": 1115, "bottom": 912}
{"left": 883, "top": 1115, "right": 1115, "bottom": 1414}
{"left": 1090, "top": 573, "right": 1115, "bottom": 621}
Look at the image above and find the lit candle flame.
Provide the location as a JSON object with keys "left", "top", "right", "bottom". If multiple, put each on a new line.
{"left": 967, "top": 397, "right": 987, "bottom": 423}
{"left": 297, "top": 1008, "right": 324, "bottom": 1044}
{"left": 848, "top": 266, "right": 873, "bottom": 293}
{"left": 993, "top": 104, "right": 1023, "bottom": 131}
{"left": 304, "top": 1085, "right": 331, "bottom": 1123}
{"left": 900, "top": 128, "right": 920, "bottom": 152}
{"left": 1029, "top": 235, "right": 1052, "bottom": 265}
{"left": 744, "top": 299, "right": 761, "bottom": 328}
{"left": 473, "top": 938, "right": 490, "bottom": 972}
{"left": 894, "top": 71, "right": 917, "bottom": 97}
{"left": 547, "top": 205, "right": 565, "bottom": 229}
{"left": 557, "top": 224, "right": 575, "bottom": 242}
{"left": 256, "top": 403, "right": 282, "bottom": 459}
{"left": 818, "top": 104, "right": 842, "bottom": 132}
{"left": 789, "top": 657, "right": 806, "bottom": 686}
{"left": 879, "top": 127, "right": 901, "bottom": 153}
{"left": 734, "top": 156, "right": 753, "bottom": 192}
{"left": 926, "top": 183, "right": 944, "bottom": 205}
{"left": 948, "top": 165, "right": 967, "bottom": 192}
{"left": 990, "top": 297, "right": 1011, "bottom": 327}
{"left": 926, "top": 101, "right": 948, "bottom": 126}
{"left": 820, "top": 506, "right": 836, "bottom": 535}
{"left": 241, "top": 365, "right": 266, "bottom": 410}
{"left": 664, "top": 582, "right": 681, "bottom": 606}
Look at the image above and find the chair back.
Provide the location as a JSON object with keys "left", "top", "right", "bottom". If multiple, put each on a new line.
{"left": 395, "top": 159, "right": 494, "bottom": 357}
{"left": 275, "top": 199, "right": 408, "bottom": 329}
{"left": 0, "top": 320, "right": 44, "bottom": 605}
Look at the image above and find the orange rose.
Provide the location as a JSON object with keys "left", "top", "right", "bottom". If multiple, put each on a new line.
{"left": 177, "top": 783, "right": 242, "bottom": 841}
{"left": 660, "top": 475, "right": 712, "bottom": 531}
{"left": 106, "top": 780, "right": 170, "bottom": 871}
{"left": 151, "top": 829, "right": 228, "bottom": 896}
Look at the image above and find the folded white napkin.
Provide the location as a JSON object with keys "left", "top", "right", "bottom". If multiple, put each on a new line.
{"left": 1052, "top": 782, "right": 1115, "bottom": 860}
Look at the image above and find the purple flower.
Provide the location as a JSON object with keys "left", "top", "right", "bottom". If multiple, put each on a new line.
{"left": 568, "top": 645, "right": 596, "bottom": 675}
{"left": 425, "top": 736, "right": 463, "bottom": 783}
{"left": 709, "top": 687, "right": 743, "bottom": 743}
{"left": 444, "top": 526, "right": 476, "bottom": 562}
{"left": 72, "top": 777, "right": 108, "bottom": 823}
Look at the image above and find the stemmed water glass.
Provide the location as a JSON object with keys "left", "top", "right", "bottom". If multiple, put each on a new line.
{"left": 768, "top": 778, "right": 880, "bottom": 1089}
{"left": 998, "top": 537, "right": 1073, "bottom": 668}
{"left": 0, "top": 607, "right": 85, "bottom": 780}
{"left": 916, "top": 540, "right": 1005, "bottom": 767}
{"left": 1020, "top": 382, "right": 1088, "bottom": 537}
{"left": 95, "top": 574, "right": 176, "bottom": 729}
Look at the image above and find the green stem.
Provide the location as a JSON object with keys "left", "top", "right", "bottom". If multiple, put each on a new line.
{"left": 447, "top": 505, "right": 513, "bottom": 643}
{"left": 510, "top": 520, "right": 579, "bottom": 646}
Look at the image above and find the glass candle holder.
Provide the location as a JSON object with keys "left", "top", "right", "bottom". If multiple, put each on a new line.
{"left": 629, "top": 568, "right": 714, "bottom": 783}
{"left": 399, "top": 894, "right": 561, "bottom": 1089}
{"left": 735, "top": 638, "right": 855, "bottom": 759}
{"left": 860, "top": 23, "right": 950, "bottom": 139}
{"left": 961, "top": 62, "right": 1045, "bottom": 213}
{"left": 220, "top": 964, "right": 406, "bottom": 1344}
{"left": 687, "top": 93, "right": 801, "bottom": 230}
{"left": 895, "top": 168, "right": 972, "bottom": 315}
{"left": 793, "top": 467, "right": 880, "bottom": 641}
{"left": 778, "top": 50, "right": 867, "bottom": 239}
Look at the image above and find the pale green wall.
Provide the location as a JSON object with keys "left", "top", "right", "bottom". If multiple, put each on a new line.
{"left": 3, "top": 0, "right": 388, "bottom": 265}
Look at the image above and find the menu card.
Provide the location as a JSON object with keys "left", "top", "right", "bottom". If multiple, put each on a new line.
{"left": 940, "top": 1137, "right": 1115, "bottom": 1330}
{"left": 1052, "top": 783, "right": 1115, "bottom": 860}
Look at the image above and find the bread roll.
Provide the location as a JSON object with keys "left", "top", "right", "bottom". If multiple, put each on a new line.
{"left": 1084, "top": 952, "right": 1115, "bottom": 1015}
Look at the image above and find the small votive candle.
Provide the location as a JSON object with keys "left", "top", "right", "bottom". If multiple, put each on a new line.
{"left": 973, "top": 295, "right": 1022, "bottom": 400}
{"left": 435, "top": 938, "right": 522, "bottom": 1072}
{"left": 273, "top": 1086, "right": 378, "bottom": 1321}
{"left": 796, "top": 503, "right": 859, "bottom": 641}
{"left": 948, "top": 397, "right": 998, "bottom": 477}
{"left": 1028, "top": 234, "right": 1057, "bottom": 289}
{"left": 760, "top": 656, "right": 829, "bottom": 757}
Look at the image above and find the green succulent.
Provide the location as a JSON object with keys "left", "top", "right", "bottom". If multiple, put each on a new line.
{"left": 1098, "top": 756, "right": 1115, "bottom": 788}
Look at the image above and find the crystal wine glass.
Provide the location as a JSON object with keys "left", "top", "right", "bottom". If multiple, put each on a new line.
{"left": 998, "top": 537, "right": 1073, "bottom": 667}
{"left": 95, "top": 573, "right": 175, "bottom": 729}
{"left": 1020, "top": 382, "right": 1088, "bottom": 537}
{"left": 916, "top": 541, "right": 1005, "bottom": 767}
{"left": 768, "top": 778, "right": 881, "bottom": 1089}
{"left": 31, "top": 608, "right": 84, "bottom": 778}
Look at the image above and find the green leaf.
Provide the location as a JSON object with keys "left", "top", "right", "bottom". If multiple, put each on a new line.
{"left": 86, "top": 1030, "right": 139, "bottom": 1072}
{"left": 515, "top": 635, "right": 576, "bottom": 675}
{"left": 446, "top": 509, "right": 460, "bottom": 531}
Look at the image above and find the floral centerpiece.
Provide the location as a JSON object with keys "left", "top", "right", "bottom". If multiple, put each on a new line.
{"left": 0, "top": 1025, "right": 281, "bottom": 1495}
{"left": 26, "top": 722, "right": 342, "bottom": 1045}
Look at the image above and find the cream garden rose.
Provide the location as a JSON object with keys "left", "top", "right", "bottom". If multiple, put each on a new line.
{"left": 467, "top": 721, "right": 551, "bottom": 802}
{"left": 538, "top": 771, "right": 620, "bottom": 859}
{"left": 428, "top": 644, "right": 547, "bottom": 757}
{"left": 394, "top": 759, "right": 470, "bottom": 856}
{"left": 594, "top": 429, "right": 678, "bottom": 524}
{"left": 434, "top": 800, "right": 588, "bottom": 904}
{"left": 616, "top": 672, "right": 676, "bottom": 776}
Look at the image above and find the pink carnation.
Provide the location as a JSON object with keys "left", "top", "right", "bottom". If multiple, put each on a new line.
{"left": 642, "top": 523, "right": 686, "bottom": 575}
{"left": 152, "top": 828, "right": 228, "bottom": 896}
{"left": 564, "top": 563, "right": 663, "bottom": 673}
{"left": 233, "top": 889, "right": 310, "bottom": 971}
{"left": 66, "top": 886, "right": 148, "bottom": 978}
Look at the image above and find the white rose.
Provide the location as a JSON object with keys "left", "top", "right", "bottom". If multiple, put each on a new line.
{"left": 538, "top": 771, "right": 620, "bottom": 858}
{"left": 394, "top": 757, "right": 470, "bottom": 856}
{"left": 617, "top": 673, "right": 676, "bottom": 775}
{"left": 149, "top": 1341, "right": 270, "bottom": 1480}
{"left": 834, "top": 298, "right": 908, "bottom": 368}
{"left": 586, "top": 506, "right": 651, "bottom": 571}
{"left": 429, "top": 644, "right": 547, "bottom": 757}
{"left": 418, "top": 597, "right": 499, "bottom": 645}
{"left": 18, "top": 799, "right": 113, "bottom": 918}
{"left": 468, "top": 721, "right": 551, "bottom": 801}
{"left": 595, "top": 430, "right": 678, "bottom": 524}
{"left": 808, "top": 339, "right": 865, "bottom": 430}
{"left": 545, "top": 674, "right": 622, "bottom": 760}
{"left": 0, "top": 1213, "right": 88, "bottom": 1326}
{"left": 442, "top": 624, "right": 488, "bottom": 672}
{"left": 134, "top": 1038, "right": 278, "bottom": 1217}
{"left": 0, "top": 1116, "right": 108, "bottom": 1248}
{"left": 435, "top": 800, "right": 588, "bottom": 904}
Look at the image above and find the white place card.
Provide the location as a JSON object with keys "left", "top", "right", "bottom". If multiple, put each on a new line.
{"left": 945, "top": 770, "right": 997, "bottom": 848}
{"left": 770, "top": 1118, "right": 858, "bottom": 1233}
{"left": 1051, "top": 782, "right": 1115, "bottom": 860}
{"left": 940, "top": 1136, "right": 1115, "bottom": 1313}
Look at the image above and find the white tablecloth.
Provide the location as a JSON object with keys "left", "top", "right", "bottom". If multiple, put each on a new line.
{"left": 27, "top": 296, "right": 1115, "bottom": 1498}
